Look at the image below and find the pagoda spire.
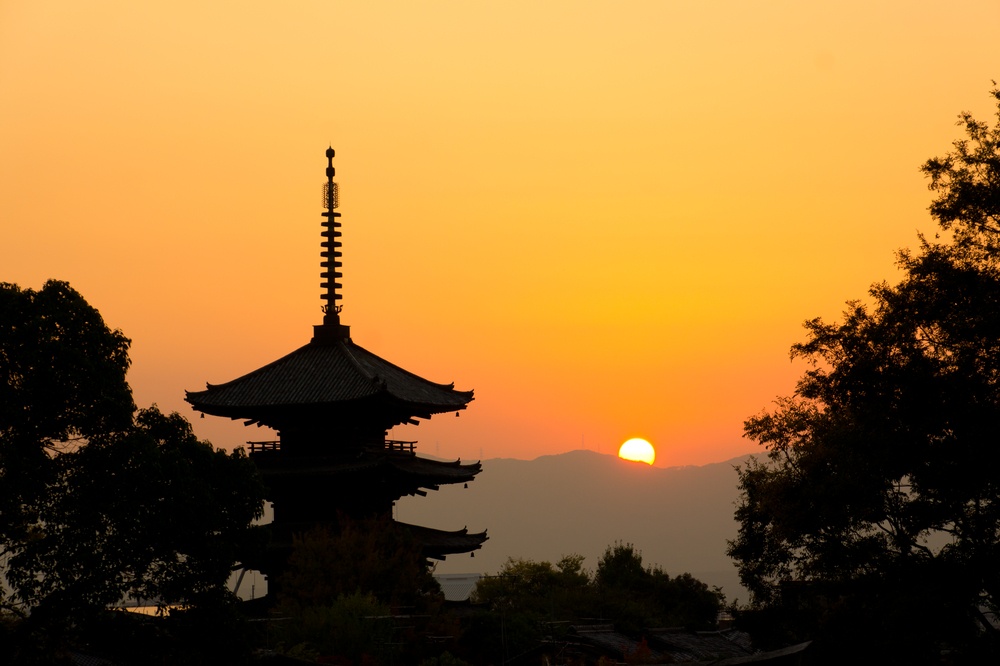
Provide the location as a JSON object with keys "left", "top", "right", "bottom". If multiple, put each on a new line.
{"left": 315, "top": 147, "right": 350, "bottom": 342}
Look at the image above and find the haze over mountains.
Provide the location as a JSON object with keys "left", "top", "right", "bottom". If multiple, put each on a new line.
{"left": 397, "top": 450, "right": 755, "bottom": 602}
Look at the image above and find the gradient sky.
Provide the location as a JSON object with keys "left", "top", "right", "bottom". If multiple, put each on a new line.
{"left": 3, "top": 2, "right": 998, "bottom": 466}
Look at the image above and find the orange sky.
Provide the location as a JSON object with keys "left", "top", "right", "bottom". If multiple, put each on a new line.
{"left": 2, "top": 2, "right": 999, "bottom": 467}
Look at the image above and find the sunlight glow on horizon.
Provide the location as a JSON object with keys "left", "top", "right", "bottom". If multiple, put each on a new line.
{"left": 3, "top": 1, "right": 999, "bottom": 466}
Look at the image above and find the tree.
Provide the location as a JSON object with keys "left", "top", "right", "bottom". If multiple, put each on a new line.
{"left": 472, "top": 554, "right": 590, "bottom": 618}
{"left": 467, "top": 547, "right": 722, "bottom": 663}
{"left": 277, "top": 517, "right": 441, "bottom": 610}
{"left": 728, "top": 87, "right": 1000, "bottom": 660}
{"left": 7, "top": 408, "right": 265, "bottom": 617}
{"left": 595, "top": 542, "right": 722, "bottom": 632}
{"left": 470, "top": 555, "right": 594, "bottom": 664}
{"left": 274, "top": 518, "right": 446, "bottom": 663}
{"left": 0, "top": 281, "right": 265, "bottom": 653}
{"left": 0, "top": 281, "right": 134, "bottom": 563}
{"left": 473, "top": 545, "right": 721, "bottom": 630}
{"left": 595, "top": 542, "right": 648, "bottom": 592}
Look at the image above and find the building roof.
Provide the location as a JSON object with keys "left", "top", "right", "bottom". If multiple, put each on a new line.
{"left": 570, "top": 625, "right": 668, "bottom": 662}
{"left": 569, "top": 626, "right": 768, "bottom": 665}
{"left": 434, "top": 573, "right": 483, "bottom": 602}
{"left": 646, "top": 628, "right": 754, "bottom": 662}
{"left": 185, "top": 334, "right": 473, "bottom": 422}
{"left": 398, "top": 521, "right": 488, "bottom": 560}
{"left": 251, "top": 449, "right": 482, "bottom": 494}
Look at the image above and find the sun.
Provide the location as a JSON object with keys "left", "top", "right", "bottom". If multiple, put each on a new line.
{"left": 618, "top": 438, "right": 655, "bottom": 465}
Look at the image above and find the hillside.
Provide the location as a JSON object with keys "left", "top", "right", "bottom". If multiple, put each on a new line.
{"left": 396, "top": 449, "right": 755, "bottom": 602}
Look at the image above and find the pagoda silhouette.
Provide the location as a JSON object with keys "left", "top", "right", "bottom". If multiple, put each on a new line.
{"left": 186, "top": 148, "right": 486, "bottom": 587}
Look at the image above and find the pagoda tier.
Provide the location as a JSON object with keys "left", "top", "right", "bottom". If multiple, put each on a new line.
{"left": 185, "top": 333, "right": 473, "bottom": 441}
{"left": 241, "top": 522, "right": 487, "bottom": 575}
{"left": 235, "top": 442, "right": 488, "bottom": 575}
{"left": 249, "top": 441, "right": 482, "bottom": 492}
{"left": 248, "top": 441, "right": 483, "bottom": 526}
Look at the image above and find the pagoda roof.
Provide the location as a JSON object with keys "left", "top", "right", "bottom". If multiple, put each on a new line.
{"left": 250, "top": 520, "right": 487, "bottom": 562}
{"left": 185, "top": 335, "right": 473, "bottom": 420}
{"left": 398, "top": 521, "right": 488, "bottom": 559}
{"left": 251, "top": 449, "right": 482, "bottom": 489}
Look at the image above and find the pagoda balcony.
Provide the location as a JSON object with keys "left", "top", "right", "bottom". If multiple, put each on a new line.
{"left": 248, "top": 440, "right": 281, "bottom": 454}
{"left": 244, "top": 440, "right": 479, "bottom": 487}
{"left": 246, "top": 439, "right": 417, "bottom": 455}
{"left": 381, "top": 439, "right": 416, "bottom": 454}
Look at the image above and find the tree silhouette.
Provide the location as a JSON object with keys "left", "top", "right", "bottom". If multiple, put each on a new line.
{"left": 0, "top": 281, "right": 134, "bottom": 555}
{"left": 595, "top": 542, "right": 722, "bottom": 633}
{"left": 273, "top": 517, "right": 447, "bottom": 663}
{"left": 277, "top": 517, "right": 440, "bottom": 610}
{"left": 728, "top": 87, "right": 1000, "bottom": 661}
{"left": 0, "top": 281, "right": 264, "bottom": 658}
{"left": 471, "top": 543, "right": 722, "bottom": 657}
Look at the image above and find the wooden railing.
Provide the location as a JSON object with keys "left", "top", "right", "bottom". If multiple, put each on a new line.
{"left": 247, "top": 439, "right": 417, "bottom": 454}
{"left": 247, "top": 440, "right": 280, "bottom": 453}
{"left": 384, "top": 440, "right": 416, "bottom": 453}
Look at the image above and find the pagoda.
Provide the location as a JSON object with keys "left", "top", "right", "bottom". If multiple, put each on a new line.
{"left": 186, "top": 148, "right": 486, "bottom": 583}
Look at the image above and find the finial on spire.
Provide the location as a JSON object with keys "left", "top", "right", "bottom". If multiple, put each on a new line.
{"left": 315, "top": 147, "right": 350, "bottom": 343}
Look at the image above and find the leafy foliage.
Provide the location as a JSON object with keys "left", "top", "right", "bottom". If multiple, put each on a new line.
{"left": 467, "top": 555, "right": 590, "bottom": 663}
{"left": 7, "top": 407, "right": 264, "bottom": 619}
{"left": 473, "top": 554, "right": 591, "bottom": 618}
{"left": 595, "top": 543, "right": 723, "bottom": 633}
{"left": 277, "top": 517, "right": 441, "bottom": 610}
{"left": 0, "top": 281, "right": 135, "bottom": 576}
{"left": 0, "top": 281, "right": 265, "bottom": 656}
{"left": 275, "top": 591, "right": 396, "bottom": 664}
{"left": 471, "top": 544, "right": 722, "bottom": 660}
{"left": 728, "top": 87, "right": 1000, "bottom": 660}
{"left": 0, "top": 280, "right": 134, "bottom": 447}
{"left": 274, "top": 518, "right": 446, "bottom": 663}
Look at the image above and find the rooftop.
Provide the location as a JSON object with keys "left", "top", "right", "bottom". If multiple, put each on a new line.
{"left": 186, "top": 335, "right": 473, "bottom": 424}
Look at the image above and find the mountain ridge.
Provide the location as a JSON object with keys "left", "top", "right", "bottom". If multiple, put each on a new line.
{"left": 397, "top": 449, "right": 756, "bottom": 601}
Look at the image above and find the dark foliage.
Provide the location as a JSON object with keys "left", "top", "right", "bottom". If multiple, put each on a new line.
{"left": 468, "top": 544, "right": 722, "bottom": 663}
{"left": 0, "top": 281, "right": 134, "bottom": 569}
{"left": 273, "top": 517, "right": 445, "bottom": 663}
{"left": 0, "top": 280, "right": 265, "bottom": 660}
{"left": 277, "top": 517, "right": 441, "bottom": 610}
{"left": 594, "top": 543, "right": 723, "bottom": 634}
{"left": 728, "top": 87, "right": 1000, "bottom": 661}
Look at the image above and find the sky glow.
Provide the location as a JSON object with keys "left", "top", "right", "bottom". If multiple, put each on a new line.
{"left": 2, "top": 1, "right": 999, "bottom": 466}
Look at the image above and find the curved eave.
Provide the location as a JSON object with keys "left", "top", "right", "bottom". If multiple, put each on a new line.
{"left": 253, "top": 453, "right": 481, "bottom": 485}
{"left": 184, "top": 337, "right": 473, "bottom": 420}
{"left": 397, "top": 521, "right": 488, "bottom": 559}
{"left": 387, "top": 455, "right": 482, "bottom": 484}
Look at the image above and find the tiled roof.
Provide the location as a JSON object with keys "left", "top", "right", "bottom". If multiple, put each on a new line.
{"left": 570, "top": 626, "right": 763, "bottom": 665}
{"left": 570, "top": 625, "right": 667, "bottom": 662}
{"left": 185, "top": 336, "right": 473, "bottom": 418}
{"left": 398, "top": 521, "right": 488, "bottom": 559}
{"left": 388, "top": 454, "right": 482, "bottom": 483}
{"left": 555, "top": 625, "right": 811, "bottom": 666}
{"left": 252, "top": 450, "right": 482, "bottom": 486}
{"left": 646, "top": 628, "right": 754, "bottom": 662}
{"left": 246, "top": 519, "right": 488, "bottom": 561}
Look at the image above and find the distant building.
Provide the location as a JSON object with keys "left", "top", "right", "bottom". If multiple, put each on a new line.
{"left": 186, "top": 148, "right": 486, "bottom": 591}
{"left": 563, "top": 624, "right": 809, "bottom": 665}
{"left": 434, "top": 573, "right": 483, "bottom": 603}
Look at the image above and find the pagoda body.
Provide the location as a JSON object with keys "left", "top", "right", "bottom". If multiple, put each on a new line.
{"left": 186, "top": 148, "right": 485, "bottom": 582}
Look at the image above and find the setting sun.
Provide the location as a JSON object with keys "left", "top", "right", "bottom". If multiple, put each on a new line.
{"left": 618, "top": 438, "right": 655, "bottom": 465}
{"left": 3, "top": 2, "right": 998, "bottom": 470}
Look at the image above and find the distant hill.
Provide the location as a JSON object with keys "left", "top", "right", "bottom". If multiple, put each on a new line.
{"left": 396, "top": 449, "right": 756, "bottom": 602}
